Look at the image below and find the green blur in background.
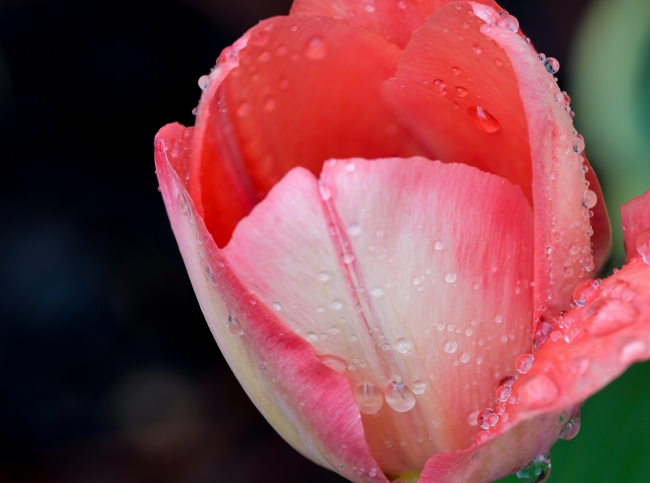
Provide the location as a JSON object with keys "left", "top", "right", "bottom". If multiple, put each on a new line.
{"left": 500, "top": 0, "right": 650, "bottom": 481}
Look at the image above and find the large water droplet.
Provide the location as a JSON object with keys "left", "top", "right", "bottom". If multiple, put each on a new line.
{"left": 318, "top": 355, "right": 347, "bottom": 373}
{"left": 306, "top": 36, "right": 327, "bottom": 60}
{"left": 573, "top": 134, "right": 585, "bottom": 154}
{"left": 477, "top": 408, "right": 498, "bottom": 429}
{"left": 582, "top": 190, "right": 597, "bottom": 209}
{"left": 559, "top": 412, "right": 581, "bottom": 440}
{"left": 355, "top": 382, "right": 383, "bottom": 414}
{"left": 518, "top": 375, "right": 558, "bottom": 408}
{"left": 496, "top": 384, "right": 512, "bottom": 402}
{"left": 544, "top": 57, "right": 560, "bottom": 74}
{"left": 384, "top": 380, "right": 416, "bottom": 412}
{"left": 227, "top": 315, "right": 244, "bottom": 336}
{"left": 636, "top": 228, "right": 650, "bottom": 264}
{"left": 396, "top": 337, "right": 412, "bottom": 354}
{"left": 198, "top": 75, "right": 210, "bottom": 90}
{"left": 444, "top": 271, "right": 457, "bottom": 283}
{"left": 468, "top": 106, "right": 502, "bottom": 133}
{"left": 498, "top": 374, "right": 517, "bottom": 388}
{"left": 585, "top": 298, "right": 638, "bottom": 336}
{"left": 515, "top": 353, "right": 535, "bottom": 374}
{"left": 573, "top": 279, "right": 599, "bottom": 307}
{"left": 413, "top": 380, "right": 426, "bottom": 394}
{"left": 516, "top": 454, "right": 551, "bottom": 483}
{"left": 443, "top": 339, "right": 458, "bottom": 353}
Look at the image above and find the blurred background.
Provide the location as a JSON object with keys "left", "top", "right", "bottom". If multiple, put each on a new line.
{"left": 0, "top": 0, "right": 648, "bottom": 482}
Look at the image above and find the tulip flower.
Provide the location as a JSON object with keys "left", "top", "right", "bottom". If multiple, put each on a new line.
{"left": 153, "top": 1, "right": 650, "bottom": 482}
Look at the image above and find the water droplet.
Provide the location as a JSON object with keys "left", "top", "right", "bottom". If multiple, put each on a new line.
{"left": 397, "top": 0, "right": 407, "bottom": 9}
{"left": 501, "top": 12, "right": 519, "bottom": 32}
{"left": 384, "top": 380, "right": 416, "bottom": 412}
{"left": 413, "top": 380, "right": 426, "bottom": 394}
{"left": 355, "top": 382, "right": 383, "bottom": 414}
{"left": 468, "top": 106, "right": 502, "bottom": 133}
{"left": 516, "top": 455, "right": 551, "bottom": 483}
{"left": 636, "top": 228, "right": 650, "bottom": 264}
{"left": 433, "top": 79, "right": 446, "bottom": 91}
{"left": 573, "top": 134, "right": 585, "bottom": 154}
{"left": 573, "top": 279, "right": 599, "bottom": 307}
{"left": 347, "top": 224, "right": 361, "bottom": 237}
{"left": 544, "top": 57, "right": 560, "bottom": 74}
{"left": 237, "top": 102, "right": 250, "bottom": 117}
{"left": 445, "top": 271, "right": 457, "bottom": 283}
{"left": 473, "top": 45, "right": 482, "bottom": 55}
{"left": 477, "top": 408, "right": 498, "bottom": 429}
{"left": 455, "top": 86, "right": 469, "bottom": 97}
{"left": 370, "top": 287, "right": 384, "bottom": 297}
{"left": 198, "top": 75, "right": 210, "bottom": 90}
{"left": 318, "top": 271, "right": 330, "bottom": 282}
{"left": 306, "top": 36, "right": 327, "bottom": 60}
{"left": 318, "top": 355, "right": 347, "bottom": 373}
{"left": 559, "top": 413, "right": 581, "bottom": 440}
{"left": 494, "top": 315, "right": 503, "bottom": 324}
{"left": 272, "top": 302, "right": 282, "bottom": 311}
{"left": 459, "top": 352, "right": 471, "bottom": 363}
{"left": 306, "top": 332, "right": 318, "bottom": 342}
{"left": 227, "top": 315, "right": 244, "bottom": 336}
{"left": 396, "top": 338, "right": 412, "bottom": 354}
{"left": 250, "top": 28, "right": 270, "bottom": 46}
{"left": 516, "top": 353, "right": 535, "bottom": 374}
{"left": 518, "top": 375, "right": 558, "bottom": 409}
{"left": 538, "top": 53, "right": 546, "bottom": 62}
{"left": 330, "top": 299, "right": 343, "bottom": 310}
{"left": 443, "top": 339, "right": 458, "bottom": 353}
{"left": 342, "top": 253, "right": 356, "bottom": 264}
{"left": 434, "top": 240, "right": 445, "bottom": 250}
{"left": 318, "top": 182, "right": 332, "bottom": 200}
{"left": 496, "top": 385, "right": 512, "bottom": 402}
{"left": 585, "top": 298, "right": 638, "bottom": 336}
{"left": 452, "top": 66, "right": 462, "bottom": 76}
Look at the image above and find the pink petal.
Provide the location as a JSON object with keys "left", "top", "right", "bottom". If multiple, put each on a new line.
{"left": 225, "top": 157, "right": 534, "bottom": 476}
{"left": 155, "top": 126, "right": 389, "bottom": 483}
{"left": 584, "top": 157, "right": 611, "bottom": 272}
{"left": 383, "top": 2, "right": 598, "bottom": 326}
{"left": 621, "top": 189, "right": 650, "bottom": 262}
{"left": 193, "top": 15, "right": 426, "bottom": 247}
{"left": 290, "top": 0, "right": 501, "bottom": 48}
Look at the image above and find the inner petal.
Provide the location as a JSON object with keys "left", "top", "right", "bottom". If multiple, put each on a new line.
{"left": 224, "top": 157, "right": 533, "bottom": 476}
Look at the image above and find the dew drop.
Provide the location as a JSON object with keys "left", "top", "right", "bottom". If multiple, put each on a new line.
{"left": 342, "top": 253, "right": 356, "bottom": 264}
{"left": 197, "top": 75, "right": 210, "bottom": 90}
{"left": 544, "top": 57, "right": 560, "bottom": 74}
{"left": 434, "top": 240, "right": 445, "bottom": 250}
{"left": 460, "top": 351, "right": 471, "bottom": 363}
{"left": 354, "top": 382, "right": 383, "bottom": 414}
{"left": 455, "top": 86, "right": 469, "bottom": 97}
{"left": 272, "top": 302, "right": 282, "bottom": 311}
{"left": 498, "top": 375, "right": 517, "bottom": 388}
{"left": 494, "top": 315, "right": 503, "bottom": 324}
{"left": 306, "top": 332, "right": 318, "bottom": 342}
{"left": 384, "top": 380, "right": 416, "bottom": 412}
{"left": 413, "top": 380, "right": 426, "bottom": 394}
{"left": 444, "top": 271, "right": 457, "bottom": 283}
{"left": 348, "top": 223, "right": 362, "bottom": 237}
{"left": 318, "top": 182, "right": 332, "bottom": 201}
{"left": 318, "top": 271, "right": 330, "bottom": 282}
{"left": 477, "top": 408, "right": 497, "bottom": 430}
{"left": 582, "top": 189, "right": 598, "bottom": 209}
{"left": 573, "top": 134, "right": 585, "bottom": 154}
{"left": 467, "top": 106, "right": 502, "bottom": 133}
{"left": 496, "top": 385, "right": 512, "bottom": 402}
{"left": 516, "top": 455, "right": 551, "bottom": 483}
{"left": 370, "top": 287, "right": 384, "bottom": 297}
{"left": 237, "top": 102, "right": 250, "bottom": 117}
{"left": 365, "top": 3, "right": 376, "bottom": 12}
{"left": 573, "top": 279, "right": 599, "bottom": 307}
{"left": 397, "top": 0, "right": 407, "bottom": 9}
{"left": 559, "top": 413, "right": 581, "bottom": 440}
{"left": 330, "top": 299, "right": 343, "bottom": 310}
{"left": 227, "top": 315, "right": 244, "bottom": 336}
{"left": 396, "top": 337, "right": 412, "bottom": 354}
{"left": 452, "top": 66, "right": 461, "bottom": 76}
{"left": 318, "top": 355, "right": 347, "bottom": 373}
{"left": 636, "top": 228, "right": 650, "bottom": 264}
{"left": 515, "top": 353, "right": 535, "bottom": 374}
{"left": 433, "top": 79, "right": 446, "bottom": 91}
{"left": 443, "top": 339, "right": 458, "bottom": 353}
{"left": 306, "top": 36, "right": 327, "bottom": 60}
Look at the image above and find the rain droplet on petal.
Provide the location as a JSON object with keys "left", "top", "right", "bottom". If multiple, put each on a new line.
{"left": 636, "top": 228, "right": 650, "bottom": 264}
{"left": 496, "top": 385, "right": 512, "bottom": 402}
{"left": 443, "top": 339, "right": 458, "bottom": 353}
{"left": 342, "top": 253, "right": 356, "bottom": 264}
{"left": 198, "top": 75, "right": 210, "bottom": 90}
{"left": 544, "top": 57, "right": 560, "bottom": 74}
{"left": 306, "top": 36, "right": 327, "bottom": 60}
{"left": 468, "top": 106, "right": 502, "bottom": 133}
{"left": 434, "top": 240, "right": 445, "bottom": 250}
{"left": 515, "top": 353, "right": 535, "bottom": 374}
{"left": 559, "top": 413, "right": 581, "bottom": 440}
{"left": 445, "top": 271, "right": 457, "bottom": 283}
{"left": 384, "top": 380, "right": 416, "bottom": 412}
{"left": 318, "top": 355, "right": 347, "bottom": 373}
{"left": 306, "top": 332, "right": 318, "bottom": 342}
{"left": 573, "top": 134, "right": 585, "bottom": 154}
{"left": 516, "top": 455, "right": 551, "bottom": 483}
{"left": 573, "top": 279, "right": 599, "bottom": 307}
{"left": 355, "top": 382, "right": 383, "bottom": 414}
{"left": 477, "top": 408, "right": 497, "bottom": 430}
{"left": 396, "top": 338, "right": 412, "bottom": 354}
{"left": 433, "top": 79, "right": 446, "bottom": 91}
{"left": 498, "top": 374, "right": 517, "bottom": 388}
{"left": 459, "top": 352, "right": 471, "bottom": 363}
{"left": 413, "top": 380, "right": 426, "bottom": 394}
{"left": 455, "top": 86, "right": 469, "bottom": 97}
{"left": 227, "top": 315, "right": 244, "bottom": 336}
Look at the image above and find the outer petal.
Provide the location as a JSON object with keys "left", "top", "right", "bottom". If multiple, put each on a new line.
{"left": 155, "top": 126, "right": 389, "bottom": 483}
{"left": 621, "top": 189, "right": 650, "bottom": 262}
{"left": 290, "top": 0, "right": 500, "bottom": 48}
{"left": 383, "top": 1, "right": 598, "bottom": 327}
{"left": 225, "top": 157, "right": 534, "bottom": 476}
{"left": 193, "top": 15, "right": 425, "bottom": 247}
{"left": 584, "top": 157, "right": 612, "bottom": 272}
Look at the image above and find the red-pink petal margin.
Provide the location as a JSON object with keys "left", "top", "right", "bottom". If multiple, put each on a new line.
{"left": 621, "top": 189, "right": 650, "bottom": 262}
{"left": 584, "top": 157, "right": 611, "bottom": 272}
{"left": 471, "top": 3, "right": 600, "bottom": 322}
{"left": 155, "top": 126, "right": 389, "bottom": 483}
{"left": 290, "top": 0, "right": 500, "bottom": 48}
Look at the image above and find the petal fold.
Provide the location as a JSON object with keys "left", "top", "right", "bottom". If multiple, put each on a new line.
{"left": 621, "top": 189, "right": 650, "bottom": 262}
{"left": 155, "top": 126, "right": 389, "bottom": 483}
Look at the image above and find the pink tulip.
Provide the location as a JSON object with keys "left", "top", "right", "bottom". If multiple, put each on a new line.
{"left": 153, "top": 1, "right": 650, "bottom": 482}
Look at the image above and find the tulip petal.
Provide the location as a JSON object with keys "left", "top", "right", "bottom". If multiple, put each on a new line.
{"left": 584, "top": 157, "right": 611, "bottom": 272}
{"left": 383, "top": 1, "right": 597, "bottom": 325}
{"left": 194, "top": 15, "right": 426, "bottom": 247}
{"left": 621, "top": 189, "right": 650, "bottom": 262}
{"left": 155, "top": 127, "right": 390, "bottom": 483}
{"left": 290, "top": 0, "right": 500, "bottom": 48}
{"left": 224, "top": 157, "right": 534, "bottom": 476}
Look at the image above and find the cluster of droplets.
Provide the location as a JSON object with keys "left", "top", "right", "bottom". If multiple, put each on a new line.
{"left": 636, "top": 228, "right": 650, "bottom": 265}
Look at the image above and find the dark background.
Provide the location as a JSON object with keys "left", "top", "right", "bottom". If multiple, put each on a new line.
{"left": 3, "top": 1, "right": 647, "bottom": 483}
